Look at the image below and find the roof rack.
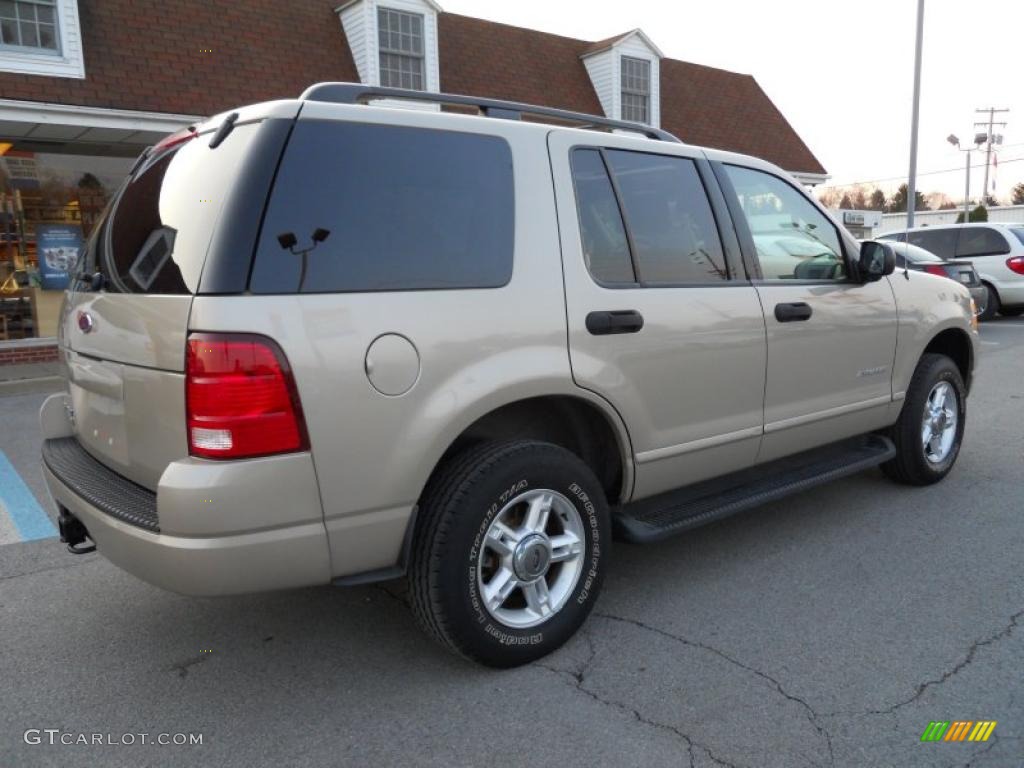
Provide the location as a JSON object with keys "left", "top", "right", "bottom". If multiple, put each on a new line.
{"left": 299, "top": 82, "right": 682, "bottom": 144}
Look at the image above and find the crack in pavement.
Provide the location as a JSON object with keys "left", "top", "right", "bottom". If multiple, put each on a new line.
{"left": 532, "top": 657, "right": 741, "bottom": 768}
{"left": 170, "top": 655, "right": 207, "bottom": 679}
{"left": 837, "top": 608, "right": 1024, "bottom": 717}
{"left": 595, "top": 612, "right": 835, "bottom": 768}
{"left": 0, "top": 556, "right": 97, "bottom": 584}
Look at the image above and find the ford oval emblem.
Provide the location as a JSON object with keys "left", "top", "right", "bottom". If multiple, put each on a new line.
{"left": 77, "top": 311, "right": 94, "bottom": 334}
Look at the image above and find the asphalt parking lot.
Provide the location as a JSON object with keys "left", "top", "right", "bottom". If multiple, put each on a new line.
{"left": 1, "top": 319, "right": 1022, "bottom": 768}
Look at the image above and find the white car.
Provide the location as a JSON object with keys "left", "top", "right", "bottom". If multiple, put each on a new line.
{"left": 878, "top": 223, "right": 1024, "bottom": 320}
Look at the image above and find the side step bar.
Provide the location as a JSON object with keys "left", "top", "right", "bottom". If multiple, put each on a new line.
{"left": 614, "top": 435, "right": 896, "bottom": 544}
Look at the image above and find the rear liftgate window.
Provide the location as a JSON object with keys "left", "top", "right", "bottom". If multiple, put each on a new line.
{"left": 77, "top": 124, "right": 260, "bottom": 294}
{"left": 250, "top": 121, "right": 515, "bottom": 293}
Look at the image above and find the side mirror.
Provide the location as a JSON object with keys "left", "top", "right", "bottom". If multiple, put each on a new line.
{"left": 857, "top": 241, "right": 896, "bottom": 282}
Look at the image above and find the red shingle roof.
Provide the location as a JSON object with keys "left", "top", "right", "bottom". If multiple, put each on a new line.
{"left": 438, "top": 13, "right": 826, "bottom": 176}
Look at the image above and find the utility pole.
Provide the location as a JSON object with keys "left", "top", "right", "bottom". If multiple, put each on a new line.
{"left": 906, "top": 0, "right": 925, "bottom": 228}
{"left": 974, "top": 107, "right": 1009, "bottom": 204}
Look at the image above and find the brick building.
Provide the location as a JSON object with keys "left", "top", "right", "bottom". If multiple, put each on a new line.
{"left": 0, "top": 0, "right": 826, "bottom": 354}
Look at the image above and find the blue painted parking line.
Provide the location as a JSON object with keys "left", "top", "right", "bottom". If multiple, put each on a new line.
{"left": 0, "top": 451, "right": 57, "bottom": 541}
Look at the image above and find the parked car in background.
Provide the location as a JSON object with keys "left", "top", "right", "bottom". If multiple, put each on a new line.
{"left": 878, "top": 224, "right": 1024, "bottom": 321}
{"left": 886, "top": 241, "right": 988, "bottom": 318}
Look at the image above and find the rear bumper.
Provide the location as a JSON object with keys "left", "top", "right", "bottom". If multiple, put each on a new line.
{"left": 41, "top": 435, "right": 332, "bottom": 596}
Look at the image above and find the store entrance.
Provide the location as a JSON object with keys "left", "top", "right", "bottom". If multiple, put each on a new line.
{"left": 1, "top": 144, "right": 134, "bottom": 340}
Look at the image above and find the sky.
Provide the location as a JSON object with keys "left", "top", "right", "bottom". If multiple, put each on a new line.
{"left": 443, "top": 0, "right": 1024, "bottom": 202}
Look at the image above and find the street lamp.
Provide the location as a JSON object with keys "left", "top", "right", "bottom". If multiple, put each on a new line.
{"left": 948, "top": 134, "right": 985, "bottom": 222}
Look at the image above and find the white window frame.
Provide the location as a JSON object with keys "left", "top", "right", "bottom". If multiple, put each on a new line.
{"left": 377, "top": 6, "right": 425, "bottom": 90}
{"left": 0, "top": 0, "right": 84, "bottom": 78}
{"left": 620, "top": 56, "right": 650, "bottom": 124}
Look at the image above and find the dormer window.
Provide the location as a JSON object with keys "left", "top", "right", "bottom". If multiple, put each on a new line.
{"left": 620, "top": 57, "right": 650, "bottom": 124}
{"left": 378, "top": 7, "right": 425, "bottom": 90}
{"left": 0, "top": 0, "right": 60, "bottom": 54}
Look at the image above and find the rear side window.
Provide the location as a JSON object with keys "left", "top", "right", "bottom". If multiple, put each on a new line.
{"left": 570, "top": 150, "right": 634, "bottom": 284}
{"left": 78, "top": 124, "right": 260, "bottom": 294}
{"left": 878, "top": 232, "right": 906, "bottom": 242}
{"left": 907, "top": 229, "right": 957, "bottom": 259}
{"left": 956, "top": 226, "right": 1010, "bottom": 257}
{"left": 569, "top": 148, "right": 727, "bottom": 286}
{"left": 250, "top": 121, "right": 514, "bottom": 293}
{"left": 605, "top": 151, "right": 727, "bottom": 284}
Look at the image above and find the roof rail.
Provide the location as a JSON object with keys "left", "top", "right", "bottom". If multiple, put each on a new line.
{"left": 299, "top": 82, "right": 682, "bottom": 143}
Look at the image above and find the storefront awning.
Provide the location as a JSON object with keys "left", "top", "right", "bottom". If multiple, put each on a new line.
{"left": 0, "top": 99, "right": 203, "bottom": 157}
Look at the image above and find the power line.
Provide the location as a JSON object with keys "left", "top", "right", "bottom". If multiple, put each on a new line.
{"left": 819, "top": 155, "right": 1024, "bottom": 190}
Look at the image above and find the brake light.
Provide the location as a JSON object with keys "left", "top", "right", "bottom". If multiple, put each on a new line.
{"left": 1007, "top": 256, "right": 1024, "bottom": 275}
{"left": 923, "top": 265, "right": 948, "bottom": 277}
{"left": 153, "top": 126, "right": 197, "bottom": 154}
{"left": 186, "top": 334, "right": 308, "bottom": 459}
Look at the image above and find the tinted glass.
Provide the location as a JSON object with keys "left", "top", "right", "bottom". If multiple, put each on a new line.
{"left": 878, "top": 232, "right": 907, "bottom": 242}
{"left": 251, "top": 121, "right": 514, "bottom": 293}
{"left": 77, "top": 124, "right": 259, "bottom": 294}
{"left": 906, "top": 229, "right": 957, "bottom": 259}
{"left": 725, "top": 165, "right": 845, "bottom": 280}
{"left": 956, "top": 226, "right": 1010, "bottom": 257}
{"left": 1011, "top": 228, "right": 1024, "bottom": 247}
{"left": 604, "top": 151, "right": 727, "bottom": 284}
{"left": 894, "top": 243, "right": 944, "bottom": 263}
{"left": 570, "top": 149, "right": 634, "bottom": 284}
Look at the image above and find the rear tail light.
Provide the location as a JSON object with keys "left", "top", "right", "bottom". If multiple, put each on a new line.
{"left": 186, "top": 334, "right": 309, "bottom": 459}
{"left": 1007, "top": 256, "right": 1024, "bottom": 275}
{"left": 153, "top": 126, "right": 197, "bottom": 154}
{"left": 923, "top": 265, "right": 948, "bottom": 277}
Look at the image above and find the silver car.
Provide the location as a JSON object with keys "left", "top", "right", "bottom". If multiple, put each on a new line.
{"left": 41, "top": 84, "right": 979, "bottom": 667}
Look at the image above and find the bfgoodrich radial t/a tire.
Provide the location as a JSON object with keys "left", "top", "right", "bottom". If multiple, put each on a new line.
{"left": 882, "top": 353, "right": 966, "bottom": 486}
{"left": 408, "top": 440, "right": 610, "bottom": 667}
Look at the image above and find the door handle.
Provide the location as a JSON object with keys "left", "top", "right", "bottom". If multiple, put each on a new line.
{"left": 774, "top": 302, "right": 813, "bottom": 323}
{"left": 586, "top": 310, "right": 644, "bottom": 335}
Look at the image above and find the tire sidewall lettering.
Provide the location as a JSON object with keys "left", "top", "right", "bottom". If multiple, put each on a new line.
{"left": 464, "top": 473, "right": 604, "bottom": 646}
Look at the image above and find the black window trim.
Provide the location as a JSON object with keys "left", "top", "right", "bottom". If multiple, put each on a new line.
{"left": 569, "top": 144, "right": 739, "bottom": 290}
{"left": 711, "top": 160, "right": 859, "bottom": 286}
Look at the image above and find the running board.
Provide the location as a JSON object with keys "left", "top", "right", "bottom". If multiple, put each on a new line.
{"left": 614, "top": 435, "right": 896, "bottom": 544}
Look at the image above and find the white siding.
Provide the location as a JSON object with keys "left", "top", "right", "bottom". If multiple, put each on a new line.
{"left": 0, "top": 0, "right": 85, "bottom": 79}
{"left": 339, "top": 1, "right": 370, "bottom": 84}
{"left": 583, "top": 50, "right": 615, "bottom": 119}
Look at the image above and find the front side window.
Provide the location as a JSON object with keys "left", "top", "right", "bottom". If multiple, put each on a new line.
{"left": 620, "top": 57, "right": 650, "bottom": 124}
{"left": 251, "top": 121, "right": 514, "bottom": 293}
{"left": 725, "top": 165, "right": 846, "bottom": 281}
{"left": 0, "top": 0, "right": 59, "bottom": 53}
{"left": 956, "top": 226, "right": 1010, "bottom": 258}
{"left": 378, "top": 7, "right": 424, "bottom": 90}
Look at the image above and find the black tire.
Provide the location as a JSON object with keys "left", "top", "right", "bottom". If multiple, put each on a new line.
{"left": 882, "top": 354, "right": 966, "bottom": 486}
{"left": 978, "top": 283, "right": 1000, "bottom": 322}
{"left": 998, "top": 306, "right": 1024, "bottom": 317}
{"left": 408, "top": 440, "right": 610, "bottom": 668}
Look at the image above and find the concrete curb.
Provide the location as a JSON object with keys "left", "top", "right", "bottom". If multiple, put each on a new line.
{"left": 0, "top": 377, "right": 65, "bottom": 397}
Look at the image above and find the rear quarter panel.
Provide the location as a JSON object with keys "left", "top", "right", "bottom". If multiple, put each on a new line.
{"left": 189, "top": 107, "right": 631, "bottom": 578}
